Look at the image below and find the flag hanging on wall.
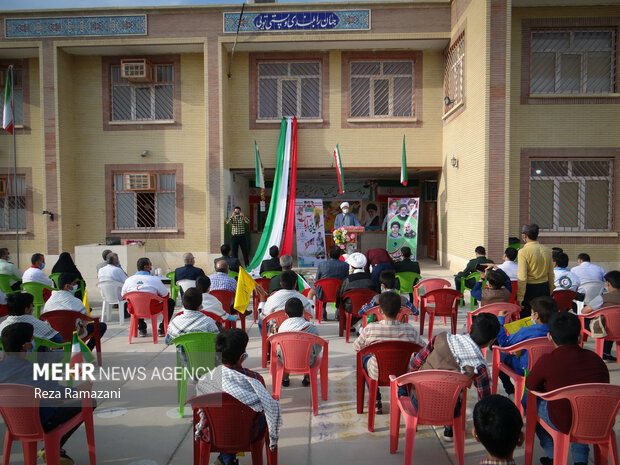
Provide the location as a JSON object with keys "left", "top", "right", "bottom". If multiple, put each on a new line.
{"left": 400, "top": 135, "right": 408, "bottom": 186}
{"left": 2, "top": 67, "right": 13, "bottom": 135}
{"left": 254, "top": 141, "right": 265, "bottom": 190}
{"left": 333, "top": 144, "right": 345, "bottom": 194}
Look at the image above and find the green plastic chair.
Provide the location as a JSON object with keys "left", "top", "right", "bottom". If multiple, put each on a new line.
{"left": 459, "top": 272, "right": 486, "bottom": 311}
{"left": 261, "top": 270, "right": 282, "bottom": 279}
{"left": 167, "top": 270, "right": 181, "bottom": 304}
{"left": 49, "top": 274, "right": 85, "bottom": 299}
{"left": 172, "top": 331, "right": 218, "bottom": 417}
{"left": 21, "top": 282, "right": 54, "bottom": 318}
{"left": 0, "top": 274, "right": 21, "bottom": 295}
{"left": 228, "top": 271, "right": 239, "bottom": 280}
{"left": 27, "top": 337, "right": 72, "bottom": 363}
{"left": 395, "top": 272, "right": 421, "bottom": 297}
{"left": 48, "top": 272, "right": 61, "bottom": 288}
{"left": 508, "top": 243, "right": 521, "bottom": 251}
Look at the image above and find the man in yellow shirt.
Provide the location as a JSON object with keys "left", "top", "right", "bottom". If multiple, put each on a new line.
{"left": 516, "top": 223, "right": 555, "bottom": 318}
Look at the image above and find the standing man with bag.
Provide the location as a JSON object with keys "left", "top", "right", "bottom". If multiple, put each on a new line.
{"left": 226, "top": 206, "right": 250, "bottom": 267}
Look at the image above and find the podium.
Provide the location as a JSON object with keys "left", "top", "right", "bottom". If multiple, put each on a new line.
{"left": 343, "top": 226, "right": 365, "bottom": 253}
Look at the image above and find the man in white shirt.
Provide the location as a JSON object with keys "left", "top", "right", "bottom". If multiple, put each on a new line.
{"left": 42, "top": 273, "right": 107, "bottom": 350}
{"left": 570, "top": 253, "right": 606, "bottom": 285}
{"left": 0, "top": 247, "right": 22, "bottom": 289}
{"left": 96, "top": 249, "right": 113, "bottom": 273}
{"left": 97, "top": 253, "right": 128, "bottom": 284}
{"left": 122, "top": 257, "right": 174, "bottom": 338}
{"left": 498, "top": 247, "right": 519, "bottom": 281}
{"left": 196, "top": 275, "right": 236, "bottom": 324}
{"left": 553, "top": 252, "right": 581, "bottom": 292}
{"left": 22, "top": 253, "right": 54, "bottom": 287}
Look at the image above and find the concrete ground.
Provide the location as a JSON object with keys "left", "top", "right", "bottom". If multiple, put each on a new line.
{"left": 1, "top": 259, "right": 619, "bottom": 465}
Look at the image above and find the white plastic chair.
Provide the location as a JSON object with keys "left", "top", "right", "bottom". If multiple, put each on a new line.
{"left": 177, "top": 279, "right": 196, "bottom": 293}
{"left": 97, "top": 280, "right": 127, "bottom": 325}
{"left": 576, "top": 281, "right": 606, "bottom": 314}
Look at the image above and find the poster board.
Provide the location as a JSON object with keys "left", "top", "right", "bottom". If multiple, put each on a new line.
{"left": 295, "top": 199, "right": 327, "bottom": 267}
{"left": 385, "top": 197, "right": 420, "bottom": 260}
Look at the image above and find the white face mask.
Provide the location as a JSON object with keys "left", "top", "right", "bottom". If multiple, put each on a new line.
{"left": 72, "top": 284, "right": 78, "bottom": 292}
{"left": 342, "top": 209, "right": 349, "bottom": 214}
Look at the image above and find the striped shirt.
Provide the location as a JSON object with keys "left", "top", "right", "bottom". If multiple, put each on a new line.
{"left": 260, "top": 289, "right": 313, "bottom": 318}
{"left": 353, "top": 320, "right": 422, "bottom": 380}
{"left": 0, "top": 314, "right": 60, "bottom": 341}
{"left": 165, "top": 310, "right": 219, "bottom": 345}
{"left": 208, "top": 272, "right": 237, "bottom": 293}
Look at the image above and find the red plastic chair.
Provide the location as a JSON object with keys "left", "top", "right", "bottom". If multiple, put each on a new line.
{"left": 509, "top": 281, "right": 518, "bottom": 304}
{"left": 524, "top": 383, "right": 620, "bottom": 465}
{"left": 253, "top": 278, "right": 271, "bottom": 322}
{"left": 338, "top": 289, "right": 378, "bottom": 342}
{"left": 268, "top": 332, "right": 329, "bottom": 416}
{"left": 579, "top": 306, "right": 620, "bottom": 364}
{"left": 0, "top": 383, "right": 96, "bottom": 465}
{"left": 466, "top": 302, "right": 521, "bottom": 357}
{"left": 261, "top": 310, "right": 312, "bottom": 368}
{"left": 39, "top": 310, "right": 103, "bottom": 366}
{"left": 356, "top": 340, "right": 423, "bottom": 432}
{"left": 491, "top": 336, "right": 555, "bottom": 415}
{"left": 553, "top": 289, "right": 580, "bottom": 312}
{"left": 389, "top": 370, "right": 472, "bottom": 465}
{"left": 314, "top": 278, "right": 342, "bottom": 324}
{"left": 211, "top": 289, "right": 243, "bottom": 330}
{"left": 413, "top": 278, "right": 451, "bottom": 324}
{"left": 186, "top": 392, "right": 277, "bottom": 465}
{"left": 123, "top": 291, "right": 168, "bottom": 344}
{"left": 361, "top": 306, "right": 416, "bottom": 328}
{"left": 419, "top": 288, "right": 462, "bottom": 339}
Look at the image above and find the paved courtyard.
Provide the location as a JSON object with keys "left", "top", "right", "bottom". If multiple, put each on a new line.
{"left": 1, "top": 260, "right": 619, "bottom": 465}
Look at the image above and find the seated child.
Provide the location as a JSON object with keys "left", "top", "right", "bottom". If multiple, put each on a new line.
{"left": 277, "top": 297, "right": 320, "bottom": 387}
{"left": 496, "top": 295, "right": 558, "bottom": 396}
{"left": 197, "top": 329, "right": 281, "bottom": 465}
{"left": 471, "top": 269, "right": 511, "bottom": 307}
{"left": 358, "top": 270, "right": 418, "bottom": 317}
{"left": 196, "top": 276, "right": 237, "bottom": 325}
{"left": 353, "top": 291, "right": 422, "bottom": 414}
{"left": 408, "top": 312, "right": 500, "bottom": 440}
{"left": 473, "top": 394, "right": 524, "bottom": 465}
{"left": 582, "top": 270, "right": 620, "bottom": 361}
{"left": 526, "top": 312, "right": 609, "bottom": 465}
{"left": 165, "top": 287, "right": 219, "bottom": 345}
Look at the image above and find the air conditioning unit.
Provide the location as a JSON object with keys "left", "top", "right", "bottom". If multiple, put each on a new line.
{"left": 0, "top": 177, "right": 7, "bottom": 196}
{"left": 120, "top": 59, "right": 154, "bottom": 83}
{"left": 124, "top": 173, "right": 157, "bottom": 191}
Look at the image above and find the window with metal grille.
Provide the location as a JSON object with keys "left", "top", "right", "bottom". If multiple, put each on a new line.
{"left": 110, "top": 64, "right": 174, "bottom": 121}
{"left": 350, "top": 60, "right": 414, "bottom": 118}
{"left": 0, "top": 175, "right": 26, "bottom": 232}
{"left": 257, "top": 61, "right": 321, "bottom": 120}
{"left": 444, "top": 33, "right": 465, "bottom": 113}
{"left": 529, "top": 159, "right": 614, "bottom": 232}
{"left": 113, "top": 172, "right": 176, "bottom": 230}
{"left": 0, "top": 68, "right": 23, "bottom": 127}
{"left": 530, "top": 29, "right": 617, "bottom": 94}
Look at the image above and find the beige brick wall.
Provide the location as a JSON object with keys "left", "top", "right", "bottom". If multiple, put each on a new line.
{"left": 509, "top": 7, "right": 620, "bottom": 269}
{"left": 440, "top": 0, "right": 490, "bottom": 272}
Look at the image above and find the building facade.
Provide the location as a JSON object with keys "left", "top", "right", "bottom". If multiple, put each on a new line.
{"left": 0, "top": 0, "right": 618, "bottom": 273}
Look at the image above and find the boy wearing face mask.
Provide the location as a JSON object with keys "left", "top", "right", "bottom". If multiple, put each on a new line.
{"left": 22, "top": 252, "right": 54, "bottom": 300}
{"left": 42, "top": 272, "right": 107, "bottom": 350}
{"left": 495, "top": 295, "right": 557, "bottom": 396}
{"left": 334, "top": 201, "right": 361, "bottom": 228}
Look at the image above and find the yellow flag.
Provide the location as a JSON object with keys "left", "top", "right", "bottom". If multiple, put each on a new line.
{"left": 234, "top": 267, "right": 257, "bottom": 313}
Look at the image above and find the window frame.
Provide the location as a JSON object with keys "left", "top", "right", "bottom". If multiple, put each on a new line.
{"left": 0, "top": 168, "right": 33, "bottom": 238}
{"left": 102, "top": 55, "right": 182, "bottom": 132}
{"left": 0, "top": 60, "right": 30, "bottom": 135}
{"left": 443, "top": 31, "right": 465, "bottom": 117}
{"left": 341, "top": 51, "right": 423, "bottom": 129}
{"left": 249, "top": 52, "right": 329, "bottom": 130}
{"left": 521, "top": 18, "right": 620, "bottom": 105}
{"left": 105, "top": 163, "right": 184, "bottom": 238}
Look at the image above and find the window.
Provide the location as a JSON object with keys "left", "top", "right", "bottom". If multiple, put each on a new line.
{"left": 110, "top": 64, "right": 174, "bottom": 121}
{"left": 530, "top": 29, "right": 617, "bottom": 95}
{"left": 257, "top": 61, "right": 321, "bottom": 120}
{"left": 0, "top": 68, "right": 23, "bottom": 127}
{"left": 349, "top": 60, "right": 414, "bottom": 118}
{"left": 0, "top": 174, "right": 26, "bottom": 232}
{"left": 444, "top": 33, "right": 465, "bottom": 113}
{"left": 113, "top": 172, "right": 176, "bottom": 230}
{"left": 529, "top": 159, "right": 614, "bottom": 232}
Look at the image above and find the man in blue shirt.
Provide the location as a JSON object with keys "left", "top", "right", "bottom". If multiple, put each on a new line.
{"left": 496, "top": 295, "right": 558, "bottom": 396}
{"left": 333, "top": 202, "right": 360, "bottom": 229}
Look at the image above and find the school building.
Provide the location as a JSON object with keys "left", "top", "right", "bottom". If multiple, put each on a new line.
{"left": 0, "top": 0, "right": 618, "bottom": 274}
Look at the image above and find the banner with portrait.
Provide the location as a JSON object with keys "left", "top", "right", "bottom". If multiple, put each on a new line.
{"left": 385, "top": 197, "right": 420, "bottom": 260}
{"left": 295, "top": 199, "right": 327, "bottom": 267}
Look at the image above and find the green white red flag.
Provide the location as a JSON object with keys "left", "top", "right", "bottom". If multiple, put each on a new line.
{"left": 2, "top": 68, "right": 13, "bottom": 135}
{"left": 70, "top": 330, "right": 95, "bottom": 375}
{"left": 254, "top": 141, "right": 265, "bottom": 190}
{"left": 401, "top": 135, "right": 408, "bottom": 186}
{"left": 333, "top": 144, "right": 345, "bottom": 194}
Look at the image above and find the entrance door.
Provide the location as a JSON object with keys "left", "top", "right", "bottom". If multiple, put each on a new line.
{"left": 423, "top": 202, "right": 437, "bottom": 260}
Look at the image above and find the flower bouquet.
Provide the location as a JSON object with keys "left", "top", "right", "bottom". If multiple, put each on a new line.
{"left": 331, "top": 226, "right": 356, "bottom": 250}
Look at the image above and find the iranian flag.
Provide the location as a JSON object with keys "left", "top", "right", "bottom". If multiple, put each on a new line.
{"left": 254, "top": 141, "right": 265, "bottom": 190}
{"left": 333, "top": 144, "right": 345, "bottom": 194}
{"left": 401, "top": 135, "right": 408, "bottom": 186}
{"left": 2, "top": 68, "right": 13, "bottom": 135}
{"left": 70, "top": 330, "right": 95, "bottom": 374}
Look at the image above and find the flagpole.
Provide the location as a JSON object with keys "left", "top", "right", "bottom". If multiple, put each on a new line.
{"left": 9, "top": 66, "right": 19, "bottom": 268}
